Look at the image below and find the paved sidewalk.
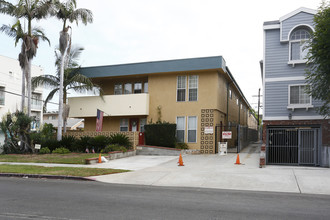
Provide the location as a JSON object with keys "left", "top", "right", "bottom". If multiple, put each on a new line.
{"left": 89, "top": 142, "right": 330, "bottom": 195}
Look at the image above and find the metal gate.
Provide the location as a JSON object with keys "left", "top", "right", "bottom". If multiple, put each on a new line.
{"left": 266, "top": 127, "right": 320, "bottom": 166}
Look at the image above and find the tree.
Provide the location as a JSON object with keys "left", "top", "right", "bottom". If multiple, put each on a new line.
{"left": 53, "top": 0, "right": 93, "bottom": 140}
{"left": 32, "top": 46, "right": 102, "bottom": 132}
{"left": 306, "top": 1, "right": 330, "bottom": 117}
{"left": 0, "top": 20, "right": 50, "bottom": 112}
{"left": 0, "top": 0, "right": 52, "bottom": 117}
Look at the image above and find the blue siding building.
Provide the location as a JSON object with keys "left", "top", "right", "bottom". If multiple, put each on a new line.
{"left": 262, "top": 8, "right": 329, "bottom": 166}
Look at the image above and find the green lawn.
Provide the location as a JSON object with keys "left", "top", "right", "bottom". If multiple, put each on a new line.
{"left": 0, "top": 164, "right": 128, "bottom": 177}
{"left": 0, "top": 153, "right": 108, "bottom": 165}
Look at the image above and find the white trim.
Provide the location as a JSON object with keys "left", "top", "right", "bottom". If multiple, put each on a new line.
{"left": 265, "top": 76, "right": 305, "bottom": 82}
{"left": 262, "top": 30, "right": 266, "bottom": 119}
{"left": 188, "top": 75, "right": 198, "bottom": 102}
{"left": 176, "top": 116, "right": 186, "bottom": 143}
{"left": 285, "top": 24, "right": 315, "bottom": 42}
{"left": 176, "top": 75, "right": 187, "bottom": 102}
{"left": 279, "top": 7, "right": 317, "bottom": 22}
{"left": 264, "top": 115, "right": 327, "bottom": 121}
{"left": 288, "top": 84, "right": 312, "bottom": 106}
{"left": 263, "top": 24, "right": 280, "bottom": 30}
{"left": 187, "top": 116, "right": 197, "bottom": 143}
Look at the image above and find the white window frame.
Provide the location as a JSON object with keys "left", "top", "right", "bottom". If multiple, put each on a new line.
{"left": 188, "top": 75, "right": 198, "bottom": 101}
{"left": 114, "top": 84, "right": 122, "bottom": 95}
{"left": 0, "top": 86, "right": 5, "bottom": 106}
{"left": 288, "top": 28, "right": 311, "bottom": 64}
{"left": 177, "top": 76, "right": 186, "bottom": 102}
{"left": 287, "top": 84, "right": 313, "bottom": 110}
{"left": 134, "top": 82, "right": 142, "bottom": 94}
{"left": 187, "top": 116, "right": 197, "bottom": 143}
{"left": 140, "top": 118, "right": 146, "bottom": 132}
{"left": 176, "top": 116, "right": 185, "bottom": 143}
{"left": 120, "top": 118, "right": 129, "bottom": 131}
{"left": 124, "top": 83, "right": 132, "bottom": 94}
{"left": 143, "top": 82, "right": 148, "bottom": 93}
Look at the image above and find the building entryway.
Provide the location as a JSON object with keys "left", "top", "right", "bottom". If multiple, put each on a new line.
{"left": 129, "top": 118, "right": 139, "bottom": 132}
{"left": 266, "top": 127, "right": 321, "bottom": 166}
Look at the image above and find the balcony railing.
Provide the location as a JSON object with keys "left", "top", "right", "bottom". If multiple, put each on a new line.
{"left": 68, "top": 93, "right": 149, "bottom": 118}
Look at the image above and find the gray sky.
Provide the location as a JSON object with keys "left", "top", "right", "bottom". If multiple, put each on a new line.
{"left": 0, "top": 0, "right": 321, "bottom": 111}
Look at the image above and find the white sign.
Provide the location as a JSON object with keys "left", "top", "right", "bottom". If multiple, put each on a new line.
{"left": 222, "top": 131, "right": 232, "bottom": 139}
{"left": 218, "top": 142, "right": 227, "bottom": 155}
{"left": 35, "top": 144, "right": 41, "bottom": 150}
{"left": 204, "top": 126, "right": 213, "bottom": 134}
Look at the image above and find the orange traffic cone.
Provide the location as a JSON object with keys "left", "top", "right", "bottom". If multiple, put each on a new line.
{"left": 178, "top": 153, "right": 184, "bottom": 166}
{"left": 235, "top": 154, "right": 241, "bottom": 165}
{"left": 98, "top": 154, "right": 102, "bottom": 163}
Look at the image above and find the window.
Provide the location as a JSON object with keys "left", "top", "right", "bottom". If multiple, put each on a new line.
{"left": 240, "top": 104, "right": 242, "bottom": 109}
{"left": 134, "top": 83, "right": 142, "bottom": 93}
{"left": 124, "top": 83, "right": 132, "bottom": 94}
{"left": 120, "top": 119, "right": 129, "bottom": 131}
{"left": 236, "top": 99, "right": 239, "bottom": 105}
{"left": 114, "top": 84, "right": 122, "bottom": 95}
{"left": 140, "top": 118, "right": 146, "bottom": 132}
{"left": 32, "top": 93, "right": 42, "bottom": 110}
{"left": 289, "top": 28, "right": 311, "bottom": 61}
{"left": 177, "top": 76, "right": 186, "bottom": 101}
{"left": 176, "top": 116, "right": 185, "bottom": 143}
{"left": 187, "top": 116, "right": 197, "bottom": 143}
{"left": 188, "top": 75, "right": 198, "bottom": 101}
{"left": 144, "top": 82, "right": 148, "bottom": 93}
{"left": 0, "top": 87, "right": 5, "bottom": 105}
{"left": 229, "top": 89, "right": 232, "bottom": 99}
{"left": 289, "top": 85, "right": 311, "bottom": 106}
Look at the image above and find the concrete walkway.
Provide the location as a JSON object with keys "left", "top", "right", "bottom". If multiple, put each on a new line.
{"left": 2, "top": 142, "right": 330, "bottom": 195}
{"left": 89, "top": 142, "right": 330, "bottom": 195}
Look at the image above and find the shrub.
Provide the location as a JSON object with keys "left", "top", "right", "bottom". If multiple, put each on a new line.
{"left": 144, "top": 122, "right": 176, "bottom": 148}
{"left": 43, "top": 138, "right": 61, "bottom": 152}
{"left": 39, "top": 147, "right": 51, "bottom": 154}
{"left": 109, "top": 133, "right": 132, "bottom": 149}
{"left": 52, "top": 147, "right": 70, "bottom": 154}
{"left": 101, "top": 144, "right": 127, "bottom": 153}
{"left": 73, "top": 136, "right": 92, "bottom": 152}
{"left": 88, "top": 135, "right": 111, "bottom": 153}
{"left": 175, "top": 142, "right": 188, "bottom": 149}
{"left": 60, "top": 135, "right": 77, "bottom": 151}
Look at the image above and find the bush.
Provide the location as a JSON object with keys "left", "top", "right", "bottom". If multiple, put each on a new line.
{"left": 145, "top": 123, "right": 176, "bottom": 148}
{"left": 73, "top": 136, "right": 92, "bottom": 152}
{"left": 60, "top": 135, "right": 77, "bottom": 151}
{"left": 52, "top": 147, "right": 70, "bottom": 154}
{"left": 109, "top": 133, "right": 132, "bottom": 149}
{"left": 43, "top": 138, "right": 61, "bottom": 152}
{"left": 176, "top": 142, "right": 188, "bottom": 149}
{"left": 39, "top": 147, "right": 51, "bottom": 154}
{"left": 88, "top": 135, "right": 111, "bottom": 153}
{"left": 101, "top": 144, "right": 127, "bottom": 153}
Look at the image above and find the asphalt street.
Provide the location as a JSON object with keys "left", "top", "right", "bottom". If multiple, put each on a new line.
{"left": 1, "top": 177, "right": 330, "bottom": 220}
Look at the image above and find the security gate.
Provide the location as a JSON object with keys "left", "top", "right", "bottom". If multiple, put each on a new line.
{"left": 266, "top": 127, "right": 320, "bottom": 166}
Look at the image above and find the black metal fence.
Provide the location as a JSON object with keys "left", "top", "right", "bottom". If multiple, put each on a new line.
{"left": 215, "top": 124, "right": 258, "bottom": 153}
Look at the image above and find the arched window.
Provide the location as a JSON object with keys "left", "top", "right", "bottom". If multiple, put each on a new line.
{"left": 289, "top": 28, "right": 311, "bottom": 61}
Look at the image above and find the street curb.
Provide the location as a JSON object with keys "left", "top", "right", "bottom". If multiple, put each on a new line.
{"left": 0, "top": 173, "right": 95, "bottom": 181}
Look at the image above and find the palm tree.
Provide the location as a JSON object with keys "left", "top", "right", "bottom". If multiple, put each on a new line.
{"left": 0, "top": 20, "right": 50, "bottom": 112}
{"left": 53, "top": 0, "right": 93, "bottom": 140}
{"left": 0, "top": 0, "right": 52, "bottom": 117}
{"left": 32, "top": 46, "right": 102, "bottom": 133}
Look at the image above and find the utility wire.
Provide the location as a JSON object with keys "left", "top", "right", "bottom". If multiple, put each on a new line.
{"left": 0, "top": 89, "right": 59, "bottom": 105}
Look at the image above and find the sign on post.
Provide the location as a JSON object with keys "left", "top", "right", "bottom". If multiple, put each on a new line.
{"left": 218, "top": 142, "right": 227, "bottom": 155}
{"left": 34, "top": 144, "right": 41, "bottom": 150}
{"left": 222, "top": 131, "right": 232, "bottom": 139}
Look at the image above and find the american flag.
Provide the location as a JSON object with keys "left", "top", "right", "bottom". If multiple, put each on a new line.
{"left": 96, "top": 109, "right": 104, "bottom": 132}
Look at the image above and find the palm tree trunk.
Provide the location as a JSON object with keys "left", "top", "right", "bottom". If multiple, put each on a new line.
{"left": 27, "top": 60, "right": 32, "bottom": 117}
{"left": 57, "top": 52, "right": 66, "bottom": 141}
{"left": 21, "top": 69, "right": 25, "bottom": 111}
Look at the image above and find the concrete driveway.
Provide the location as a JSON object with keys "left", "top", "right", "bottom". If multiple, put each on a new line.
{"left": 90, "top": 142, "right": 330, "bottom": 195}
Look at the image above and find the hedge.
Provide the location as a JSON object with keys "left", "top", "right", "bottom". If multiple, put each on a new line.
{"left": 144, "top": 123, "right": 176, "bottom": 148}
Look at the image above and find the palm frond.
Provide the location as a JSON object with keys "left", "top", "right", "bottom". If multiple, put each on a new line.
{"left": 69, "top": 8, "right": 93, "bottom": 25}
{"left": 32, "top": 27, "right": 51, "bottom": 45}
{"left": 32, "top": 75, "right": 59, "bottom": 90}
{"left": 0, "top": 0, "right": 16, "bottom": 16}
{"left": 43, "top": 88, "right": 59, "bottom": 107}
